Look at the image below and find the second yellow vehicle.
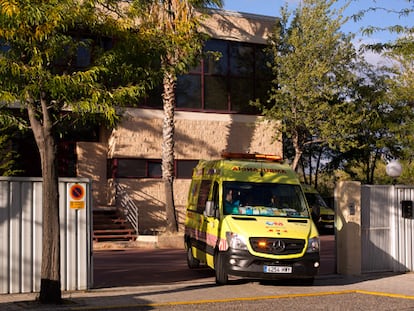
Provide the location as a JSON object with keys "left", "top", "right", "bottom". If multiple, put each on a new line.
{"left": 302, "top": 185, "right": 335, "bottom": 234}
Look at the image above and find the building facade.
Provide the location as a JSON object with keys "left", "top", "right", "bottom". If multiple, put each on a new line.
{"left": 77, "top": 9, "right": 282, "bottom": 234}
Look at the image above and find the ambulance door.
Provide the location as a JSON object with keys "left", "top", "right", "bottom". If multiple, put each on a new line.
{"left": 204, "top": 181, "right": 220, "bottom": 268}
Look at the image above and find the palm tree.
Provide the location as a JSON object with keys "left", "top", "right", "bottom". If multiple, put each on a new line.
{"left": 134, "top": 0, "right": 222, "bottom": 232}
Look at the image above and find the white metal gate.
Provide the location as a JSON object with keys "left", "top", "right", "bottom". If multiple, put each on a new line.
{"left": 361, "top": 185, "right": 414, "bottom": 273}
{"left": 0, "top": 177, "right": 93, "bottom": 294}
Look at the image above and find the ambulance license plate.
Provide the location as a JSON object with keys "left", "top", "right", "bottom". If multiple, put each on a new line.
{"left": 264, "top": 265, "right": 292, "bottom": 273}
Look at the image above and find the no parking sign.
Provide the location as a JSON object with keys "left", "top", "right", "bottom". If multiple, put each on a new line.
{"left": 67, "top": 183, "right": 86, "bottom": 209}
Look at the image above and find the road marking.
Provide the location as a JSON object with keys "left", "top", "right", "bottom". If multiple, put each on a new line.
{"left": 355, "top": 289, "right": 414, "bottom": 300}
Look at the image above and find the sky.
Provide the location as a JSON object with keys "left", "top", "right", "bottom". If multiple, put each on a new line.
{"left": 222, "top": 0, "right": 413, "bottom": 44}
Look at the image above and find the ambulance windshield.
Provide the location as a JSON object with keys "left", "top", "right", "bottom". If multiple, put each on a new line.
{"left": 223, "top": 182, "right": 309, "bottom": 218}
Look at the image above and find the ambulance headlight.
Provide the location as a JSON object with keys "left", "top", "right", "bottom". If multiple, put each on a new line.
{"left": 307, "top": 236, "right": 320, "bottom": 253}
{"left": 226, "top": 232, "right": 248, "bottom": 250}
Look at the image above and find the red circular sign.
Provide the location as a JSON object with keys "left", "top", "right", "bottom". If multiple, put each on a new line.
{"left": 70, "top": 184, "right": 85, "bottom": 201}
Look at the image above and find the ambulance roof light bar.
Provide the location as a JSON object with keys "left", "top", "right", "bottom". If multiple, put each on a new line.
{"left": 221, "top": 152, "right": 283, "bottom": 162}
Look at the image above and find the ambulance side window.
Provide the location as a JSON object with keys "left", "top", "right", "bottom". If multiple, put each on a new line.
{"left": 187, "top": 181, "right": 200, "bottom": 211}
{"left": 197, "top": 180, "right": 212, "bottom": 214}
{"left": 212, "top": 182, "right": 219, "bottom": 216}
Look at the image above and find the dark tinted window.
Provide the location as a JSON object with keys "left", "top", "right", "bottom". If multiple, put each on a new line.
{"left": 176, "top": 160, "right": 198, "bottom": 179}
{"left": 108, "top": 159, "right": 198, "bottom": 179}
{"left": 167, "top": 39, "right": 272, "bottom": 114}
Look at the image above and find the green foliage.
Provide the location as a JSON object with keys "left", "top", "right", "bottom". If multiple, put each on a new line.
{"left": 308, "top": 1, "right": 414, "bottom": 186}
{"left": 258, "top": 0, "right": 414, "bottom": 187}
{"left": 0, "top": 122, "right": 24, "bottom": 176}
{"left": 358, "top": 2, "right": 414, "bottom": 45}
{"left": 337, "top": 60, "right": 413, "bottom": 183}
{"left": 334, "top": 159, "right": 414, "bottom": 186}
{"left": 131, "top": 0, "right": 222, "bottom": 75}
{"left": 0, "top": 0, "right": 167, "bottom": 302}
{"left": 382, "top": 35, "right": 414, "bottom": 163}
{"left": 0, "top": 0, "right": 160, "bottom": 131}
{"left": 257, "top": 0, "right": 359, "bottom": 170}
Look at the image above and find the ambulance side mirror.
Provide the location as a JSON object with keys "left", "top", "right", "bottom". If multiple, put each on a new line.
{"left": 204, "top": 201, "right": 216, "bottom": 217}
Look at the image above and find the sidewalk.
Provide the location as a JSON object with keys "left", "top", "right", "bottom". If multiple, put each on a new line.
{"left": 1, "top": 272, "right": 414, "bottom": 310}
{"left": 1, "top": 234, "right": 414, "bottom": 310}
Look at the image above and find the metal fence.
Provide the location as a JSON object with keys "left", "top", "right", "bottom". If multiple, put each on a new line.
{"left": 0, "top": 177, "right": 92, "bottom": 294}
{"left": 361, "top": 185, "right": 414, "bottom": 273}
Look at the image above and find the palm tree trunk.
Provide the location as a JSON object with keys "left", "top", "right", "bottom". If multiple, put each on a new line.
{"left": 162, "top": 69, "right": 178, "bottom": 233}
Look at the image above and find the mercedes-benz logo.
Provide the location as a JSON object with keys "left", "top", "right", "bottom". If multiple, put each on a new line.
{"left": 271, "top": 239, "right": 286, "bottom": 253}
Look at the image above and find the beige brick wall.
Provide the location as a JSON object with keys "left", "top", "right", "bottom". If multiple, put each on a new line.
{"left": 78, "top": 108, "right": 282, "bottom": 233}
{"left": 109, "top": 109, "right": 281, "bottom": 159}
{"left": 200, "top": 9, "right": 276, "bottom": 44}
{"left": 77, "top": 142, "right": 108, "bottom": 208}
{"left": 113, "top": 178, "right": 191, "bottom": 234}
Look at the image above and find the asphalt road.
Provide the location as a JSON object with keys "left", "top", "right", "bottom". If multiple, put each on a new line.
{"left": 93, "top": 234, "right": 336, "bottom": 288}
{"left": 4, "top": 234, "right": 414, "bottom": 311}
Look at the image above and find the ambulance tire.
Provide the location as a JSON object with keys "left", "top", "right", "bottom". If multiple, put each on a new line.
{"left": 214, "top": 252, "right": 228, "bottom": 285}
{"left": 186, "top": 244, "right": 200, "bottom": 269}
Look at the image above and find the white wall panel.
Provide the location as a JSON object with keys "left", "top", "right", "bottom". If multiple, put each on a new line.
{"left": 0, "top": 177, "right": 92, "bottom": 294}
{"left": 361, "top": 185, "right": 414, "bottom": 273}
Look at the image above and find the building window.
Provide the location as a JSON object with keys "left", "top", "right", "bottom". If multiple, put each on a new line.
{"left": 183, "top": 39, "right": 271, "bottom": 114}
{"left": 176, "top": 160, "right": 198, "bottom": 179}
{"left": 110, "top": 159, "right": 146, "bottom": 178}
{"left": 108, "top": 159, "right": 198, "bottom": 179}
{"left": 143, "top": 39, "right": 272, "bottom": 114}
{"left": 58, "top": 142, "right": 77, "bottom": 177}
{"left": 148, "top": 160, "right": 162, "bottom": 178}
{"left": 176, "top": 75, "right": 201, "bottom": 108}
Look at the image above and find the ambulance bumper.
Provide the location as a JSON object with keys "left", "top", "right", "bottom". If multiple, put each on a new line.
{"left": 221, "top": 249, "right": 320, "bottom": 280}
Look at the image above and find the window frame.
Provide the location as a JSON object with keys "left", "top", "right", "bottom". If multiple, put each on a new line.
{"left": 108, "top": 158, "right": 198, "bottom": 179}
{"left": 142, "top": 39, "right": 272, "bottom": 115}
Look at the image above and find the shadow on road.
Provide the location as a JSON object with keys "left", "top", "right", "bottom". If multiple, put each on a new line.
{"left": 93, "top": 234, "right": 346, "bottom": 289}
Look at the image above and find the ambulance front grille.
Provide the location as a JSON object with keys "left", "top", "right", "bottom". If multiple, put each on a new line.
{"left": 249, "top": 237, "right": 305, "bottom": 255}
{"left": 321, "top": 214, "right": 334, "bottom": 221}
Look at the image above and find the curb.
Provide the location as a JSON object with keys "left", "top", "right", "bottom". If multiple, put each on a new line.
{"left": 93, "top": 233, "right": 185, "bottom": 250}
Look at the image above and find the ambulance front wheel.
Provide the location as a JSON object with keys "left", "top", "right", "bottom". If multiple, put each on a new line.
{"left": 186, "top": 243, "right": 200, "bottom": 269}
{"left": 214, "top": 252, "right": 228, "bottom": 285}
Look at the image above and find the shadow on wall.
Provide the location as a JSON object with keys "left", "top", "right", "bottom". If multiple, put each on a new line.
{"left": 114, "top": 180, "right": 169, "bottom": 235}
{"left": 224, "top": 115, "right": 263, "bottom": 154}
{"left": 112, "top": 113, "right": 219, "bottom": 159}
{"left": 201, "top": 9, "right": 275, "bottom": 45}
{"left": 77, "top": 142, "right": 108, "bottom": 208}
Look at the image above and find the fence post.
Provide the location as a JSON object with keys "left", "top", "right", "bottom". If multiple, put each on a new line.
{"left": 335, "top": 181, "right": 362, "bottom": 276}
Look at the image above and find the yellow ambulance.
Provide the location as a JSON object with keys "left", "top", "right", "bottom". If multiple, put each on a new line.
{"left": 184, "top": 153, "right": 320, "bottom": 285}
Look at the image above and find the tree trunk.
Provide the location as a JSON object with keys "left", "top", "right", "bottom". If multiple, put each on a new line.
{"left": 27, "top": 99, "right": 62, "bottom": 304}
{"left": 291, "top": 132, "right": 303, "bottom": 172}
{"left": 314, "top": 148, "right": 322, "bottom": 189}
{"left": 162, "top": 69, "right": 178, "bottom": 233}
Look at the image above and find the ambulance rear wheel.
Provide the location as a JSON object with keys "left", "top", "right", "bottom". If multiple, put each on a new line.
{"left": 214, "top": 252, "right": 228, "bottom": 285}
{"left": 186, "top": 243, "right": 200, "bottom": 269}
